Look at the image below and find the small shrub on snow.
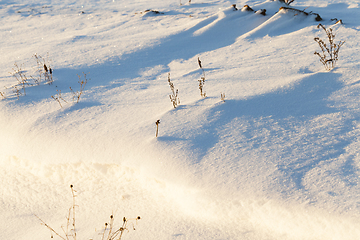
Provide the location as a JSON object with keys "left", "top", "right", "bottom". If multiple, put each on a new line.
{"left": 33, "top": 53, "right": 53, "bottom": 85}
{"left": 241, "top": 5, "right": 254, "bottom": 12}
{"left": 168, "top": 73, "right": 180, "bottom": 108}
{"left": 9, "top": 62, "right": 30, "bottom": 97}
{"left": 51, "top": 89, "right": 67, "bottom": 108}
{"left": 197, "top": 57, "right": 206, "bottom": 98}
{"left": 314, "top": 24, "right": 345, "bottom": 71}
{"left": 220, "top": 92, "right": 226, "bottom": 102}
{"left": 35, "top": 185, "right": 141, "bottom": 240}
{"left": 70, "top": 72, "right": 90, "bottom": 103}
{"left": 8, "top": 53, "right": 53, "bottom": 100}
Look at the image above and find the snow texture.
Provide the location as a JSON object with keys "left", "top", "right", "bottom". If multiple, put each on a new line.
{"left": 1, "top": 0, "right": 360, "bottom": 239}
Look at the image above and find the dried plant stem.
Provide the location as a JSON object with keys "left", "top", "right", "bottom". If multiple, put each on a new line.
{"left": 35, "top": 185, "right": 140, "bottom": 240}
{"left": 155, "top": 119, "right": 160, "bottom": 137}
{"left": 33, "top": 53, "right": 53, "bottom": 84}
{"left": 34, "top": 214, "right": 67, "bottom": 240}
{"left": 70, "top": 185, "right": 77, "bottom": 240}
{"left": 314, "top": 24, "right": 345, "bottom": 71}
{"left": 221, "top": 92, "right": 225, "bottom": 102}
{"left": 10, "top": 62, "right": 31, "bottom": 97}
{"left": 70, "top": 72, "right": 89, "bottom": 103}
{"left": 197, "top": 57, "right": 206, "bottom": 98}
{"left": 100, "top": 215, "right": 141, "bottom": 240}
{"left": 168, "top": 73, "right": 180, "bottom": 108}
{"left": 52, "top": 89, "right": 67, "bottom": 108}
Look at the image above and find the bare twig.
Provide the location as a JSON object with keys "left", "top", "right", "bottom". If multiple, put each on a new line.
{"left": 197, "top": 57, "right": 206, "bottom": 98}
{"left": 103, "top": 216, "right": 141, "bottom": 240}
{"left": 314, "top": 24, "right": 345, "bottom": 71}
{"left": 70, "top": 185, "right": 77, "bottom": 240}
{"left": 168, "top": 73, "right": 180, "bottom": 108}
{"left": 34, "top": 214, "right": 66, "bottom": 240}
{"left": 35, "top": 185, "right": 140, "bottom": 240}
{"left": 33, "top": 53, "right": 53, "bottom": 84}
{"left": 70, "top": 72, "right": 89, "bottom": 103}
{"left": 220, "top": 92, "right": 225, "bottom": 102}
{"left": 155, "top": 119, "right": 160, "bottom": 137}
{"left": 51, "top": 89, "right": 67, "bottom": 108}
{"left": 10, "top": 62, "right": 31, "bottom": 96}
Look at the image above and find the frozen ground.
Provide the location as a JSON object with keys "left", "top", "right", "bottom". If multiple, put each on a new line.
{"left": 1, "top": 0, "right": 360, "bottom": 239}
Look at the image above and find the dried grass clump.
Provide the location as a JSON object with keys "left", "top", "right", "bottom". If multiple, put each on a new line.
{"left": 197, "top": 57, "right": 206, "bottom": 98}
{"left": 35, "top": 185, "right": 140, "bottom": 240}
{"left": 51, "top": 89, "right": 67, "bottom": 108}
{"left": 220, "top": 92, "right": 226, "bottom": 102}
{"left": 8, "top": 53, "right": 53, "bottom": 100}
{"left": 168, "top": 73, "right": 180, "bottom": 108}
{"left": 9, "top": 62, "right": 30, "bottom": 98}
{"left": 314, "top": 24, "right": 345, "bottom": 71}
{"left": 33, "top": 53, "right": 53, "bottom": 85}
{"left": 101, "top": 215, "right": 141, "bottom": 240}
{"left": 70, "top": 72, "right": 89, "bottom": 103}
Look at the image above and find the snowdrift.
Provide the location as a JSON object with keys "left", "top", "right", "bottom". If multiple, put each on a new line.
{"left": 1, "top": 0, "right": 360, "bottom": 239}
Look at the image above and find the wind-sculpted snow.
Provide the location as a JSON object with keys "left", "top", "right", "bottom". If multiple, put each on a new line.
{"left": 1, "top": 0, "right": 360, "bottom": 239}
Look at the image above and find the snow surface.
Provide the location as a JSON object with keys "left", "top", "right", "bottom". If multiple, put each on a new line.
{"left": 1, "top": 0, "right": 360, "bottom": 239}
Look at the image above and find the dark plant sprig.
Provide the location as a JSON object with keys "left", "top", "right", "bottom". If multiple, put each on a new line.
{"left": 70, "top": 72, "right": 89, "bottom": 103}
{"left": 155, "top": 119, "right": 160, "bottom": 137}
{"left": 314, "top": 24, "right": 345, "bottom": 71}
{"left": 10, "top": 62, "right": 31, "bottom": 96}
{"left": 168, "top": 73, "right": 180, "bottom": 108}
{"left": 33, "top": 53, "right": 53, "bottom": 84}
{"left": 0, "top": 91, "right": 6, "bottom": 99}
{"left": 102, "top": 215, "right": 141, "bottom": 240}
{"left": 51, "top": 89, "right": 67, "bottom": 108}
{"left": 35, "top": 185, "right": 77, "bottom": 240}
{"left": 197, "top": 57, "right": 206, "bottom": 98}
{"left": 220, "top": 92, "right": 225, "bottom": 102}
{"left": 35, "top": 185, "right": 140, "bottom": 240}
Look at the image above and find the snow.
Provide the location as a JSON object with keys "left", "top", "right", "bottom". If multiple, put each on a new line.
{"left": 1, "top": 0, "right": 360, "bottom": 239}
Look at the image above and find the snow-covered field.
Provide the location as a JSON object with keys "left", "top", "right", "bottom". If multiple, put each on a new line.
{"left": 1, "top": 0, "right": 360, "bottom": 239}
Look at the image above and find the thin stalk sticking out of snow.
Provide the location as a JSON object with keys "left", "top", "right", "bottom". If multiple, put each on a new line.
{"left": 51, "top": 89, "right": 67, "bottom": 108}
{"left": 197, "top": 57, "right": 206, "bottom": 98}
{"left": 70, "top": 72, "right": 89, "bottom": 103}
{"left": 168, "top": 73, "right": 180, "bottom": 108}
{"left": 221, "top": 92, "right": 226, "bottom": 102}
{"left": 34, "top": 185, "right": 140, "bottom": 240}
{"left": 314, "top": 24, "right": 345, "bottom": 71}
{"left": 155, "top": 119, "right": 160, "bottom": 137}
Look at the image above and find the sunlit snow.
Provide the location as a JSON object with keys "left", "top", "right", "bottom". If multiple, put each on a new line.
{"left": 1, "top": 0, "right": 360, "bottom": 239}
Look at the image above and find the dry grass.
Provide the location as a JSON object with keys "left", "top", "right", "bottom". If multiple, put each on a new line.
{"left": 35, "top": 185, "right": 140, "bottom": 240}
{"left": 168, "top": 73, "right": 180, "bottom": 108}
{"left": 70, "top": 73, "right": 89, "bottom": 103}
{"left": 33, "top": 53, "right": 53, "bottom": 85}
{"left": 314, "top": 24, "right": 345, "bottom": 71}
{"left": 197, "top": 57, "right": 206, "bottom": 98}
{"left": 51, "top": 89, "right": 67, "bottom": 108}
{"left": 220, "top": 92, "right": 225, "bottom": 102}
